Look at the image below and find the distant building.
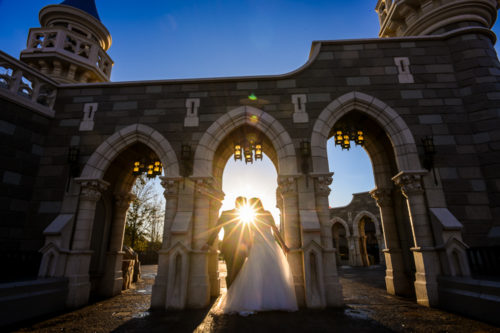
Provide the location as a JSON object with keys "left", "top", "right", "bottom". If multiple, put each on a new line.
{"left": 329, "top": 192, "right": 384, "bottom": 267}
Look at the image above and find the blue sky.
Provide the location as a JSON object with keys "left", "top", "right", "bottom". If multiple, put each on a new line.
{"left": 2, "top": 1, "right": 499, "bottom": 215}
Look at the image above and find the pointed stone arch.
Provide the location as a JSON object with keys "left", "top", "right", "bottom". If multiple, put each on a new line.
{"left": 310, "top": 91, "right": 421, "bottom": 174}
{"left": 192, "top": 105, "right": 297, "bottom": 177}
{"left": 352, "top": 210, "right": 382, "bottom": 237}
{"left": 328, "top": 217, "right": 351, "bottom": 237}
{"left": 81, "top": 123, "right": 180, "bottom": 179}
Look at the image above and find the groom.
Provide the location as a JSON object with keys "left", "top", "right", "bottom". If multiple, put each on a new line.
{"left": 205, "top": 196, "right": 250, "bottom": 288}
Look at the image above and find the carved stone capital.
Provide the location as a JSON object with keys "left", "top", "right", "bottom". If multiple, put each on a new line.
{"left": 392, "top": 171, "right": 427, "bottom": 198}
{"left": 314, "top": 174, "right": 333, "bottom": 196}
{"left": 277, "top": 175, "right": 299, "bottom": 197}
{"left": 160, "top": 177, "right": 182, "bottom": 199}
{"left": 76, "top": 178, "right": 109, "bottom": 202}
{"left": 192, "top": 177, "right": 223, "bottom": 201}
{"left": 370, "top": 188, "right": 393, "bottom": 208}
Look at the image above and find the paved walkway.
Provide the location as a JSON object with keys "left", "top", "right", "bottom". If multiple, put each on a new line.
{"left": 11, "top": 264, "right": 500, "bottom": 333}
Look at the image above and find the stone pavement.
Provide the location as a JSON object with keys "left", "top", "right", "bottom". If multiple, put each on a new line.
{"left": 10, "top": 264, "right": 500, "bottom": 333}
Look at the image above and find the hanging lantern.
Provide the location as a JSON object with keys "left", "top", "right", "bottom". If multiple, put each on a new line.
{"left": 355, "top": 130, "right": 364, "bottom": 146}
{"left": 153, "top": 161, "right": 162, "bottom": 175}
{"left": 132, "top": 161, "right": 141, "bottom": 175}
{"left": 335, "top": 130, "right": 343, "bottom": 146}
{"left": 254, "top": 143, "right": 263, "bottom": 160}
{"left": 342, "top": 134, "right": 351, "bottom": 150}
{"left": 234, "top": 144, "right": 242, "bottom": 161}
{"left": 244, "top": 145, "right": 253, "bottom": 164}
{"left": 147, "top": 164, "right": 154, "bottom": 178}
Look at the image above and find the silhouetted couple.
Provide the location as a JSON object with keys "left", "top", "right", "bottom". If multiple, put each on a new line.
{"left": 206, "top": 196, "right": 297, "bottom": 315}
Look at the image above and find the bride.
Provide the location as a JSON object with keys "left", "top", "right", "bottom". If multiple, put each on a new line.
{"left": 220, "top": 197, "right": 298, "bottom": 315}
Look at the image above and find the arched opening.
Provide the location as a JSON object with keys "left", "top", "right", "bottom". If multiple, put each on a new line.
{"left": 88, "top": 142, "right": 164, "bottom": 299}
{"left": 332, "top": 221, "right": 350, "bottom": 266}
{"left": 312, "top": 92, "right": 425, "bottom": 301}
{"left": 211, "top": 124, "right": 281, "bottom": 293}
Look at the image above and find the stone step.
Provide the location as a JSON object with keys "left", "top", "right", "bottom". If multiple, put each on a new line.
{"left": 0, "top": 278, "right": 68, "bottom": 327}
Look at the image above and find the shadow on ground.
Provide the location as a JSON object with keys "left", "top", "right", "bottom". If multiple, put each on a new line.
{"left": 112, "top": 305, "right": 393, "bottom": 333}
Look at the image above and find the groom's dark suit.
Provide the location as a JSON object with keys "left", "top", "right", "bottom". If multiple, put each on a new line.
{"left": 207, "top": 208, "right": 250, "bottom": 288}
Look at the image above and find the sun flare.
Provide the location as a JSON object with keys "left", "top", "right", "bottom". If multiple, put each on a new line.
{"left": 238, "top": 204, "right": 255, "bottom": 224}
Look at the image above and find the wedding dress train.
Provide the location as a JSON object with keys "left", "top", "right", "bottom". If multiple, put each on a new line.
{"left": 220, "top": 218, "right": 298, "bottom": 314}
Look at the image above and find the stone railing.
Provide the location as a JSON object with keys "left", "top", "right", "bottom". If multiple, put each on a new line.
{"left": 0, "top": 50, "right": 58, "bottom": 117}
{"left": 24, "top": 27, "right": 112, "bottom": 79}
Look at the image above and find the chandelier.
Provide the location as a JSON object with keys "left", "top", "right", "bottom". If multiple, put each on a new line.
{"left": 234, "top": 141, "right": 262, "bottom": 164}
{"left": 333, "top": 128, "right": 365, "bottom": 150}
{"left": 132, "top": 159, "right": 162, "bottom": 178}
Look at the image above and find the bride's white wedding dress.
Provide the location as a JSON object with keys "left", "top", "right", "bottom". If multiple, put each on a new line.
{"left": 220, "top": 217, "right": 298, "bottom": 315}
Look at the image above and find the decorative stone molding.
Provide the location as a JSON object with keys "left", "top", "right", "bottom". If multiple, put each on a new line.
{"left": 312, "top": 173, "right": 333, "bottom": 196}
{"left": 370, "top": 188, "right": 393, "bottom": 208}
{"left": 160, "top": 177, "right": 181, "bottom": 199}
{"left": 192, "top": 177, "right": 224, "bottom": 201}
{"left": 376, "top": 0, "right": 499, "bottom": 37}
{"left": 76, "top": 178, "right": 109, "bottom": 202}
{"left": 79, "top": 102, "right": 98, "bottom": 131}
{"left": 392, "top": 171, "right": 427, "bottom": 198}
{"left": 292, "top": 94, "right": 308, "bottom": 123}
{"left": 184, "top": 98, "right": 200, "bottom": 127}
{"left": 394, "top": 57, "right": 414, "bottom": 84}
{"left": 277, "top": 175, "right": 299, "bottom": 197}
{"left": 0, "top": 51, "right": 57, "bottom": 118}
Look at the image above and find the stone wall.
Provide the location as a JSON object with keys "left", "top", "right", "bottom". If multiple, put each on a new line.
{"left": 1, "top": 28, "right": 499, "bottom": 268}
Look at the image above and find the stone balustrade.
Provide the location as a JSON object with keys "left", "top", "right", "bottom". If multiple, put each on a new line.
{"left": 0, "top": 50, "right": 58, "bottom": 117}
{"left": 24, "top": 27, "right": 112, "bottom": 80}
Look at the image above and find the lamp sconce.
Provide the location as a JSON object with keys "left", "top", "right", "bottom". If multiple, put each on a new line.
{"left": 300, "top": 140, "right": 311, "bottom": 186}
{"left": 181, "top": 144, "right": 193, "bottom": 177}
{"left": 421, "top": 136, "right": 438, "bottom": 185}
{"left": 67, "top": 146, "right": 80, "bottom": 177}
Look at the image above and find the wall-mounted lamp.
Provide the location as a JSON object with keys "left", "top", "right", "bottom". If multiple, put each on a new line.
{"left": 67, "top": 146, "right": 80, "bottom": 177}
{"left": 181, "top": 144, "right": 193, "bottom": 177}
{"left": 422, "top": 136, "right": 437, "bottom": 185}
{"left": 300, "top": 140, "right": 311, "bottom": 186}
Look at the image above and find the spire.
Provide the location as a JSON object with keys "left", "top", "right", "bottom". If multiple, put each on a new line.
{"left": 60, "top": 0, "right": 100, "bottom": 21}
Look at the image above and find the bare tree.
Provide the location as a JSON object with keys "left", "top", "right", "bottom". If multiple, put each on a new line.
{"left": 125, "top": 175, "right": 164, "bottom": 251}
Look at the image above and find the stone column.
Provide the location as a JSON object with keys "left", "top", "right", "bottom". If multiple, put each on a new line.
{"left": 278, "top": 176, "right": 305, "bottom": 306}
{"left": 393, "top": 171, "right": 440, "bottom": 307}
{"left": 187, "top": 177, "right": 213, "bottom": 307}
{"left": 100, "top": 191, "right": 135, "bottom": 297}
{"left": 151, "top": 177, "right": 180, "bottom": 308}
{"left": 66, "top": 178, "right": 109, "bottom": 308}
{"left": 370, "top": 187, "right": 413, "bottom": 297}
{"left": 208, "top": 190, "right": 224, "bottom": 297}
{"left": 314, "top": 174, "right": 343, "bottom": 306}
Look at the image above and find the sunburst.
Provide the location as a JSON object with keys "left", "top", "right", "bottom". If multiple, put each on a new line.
{"left": 238, "top": 204, "right": 256, "bottom": 225}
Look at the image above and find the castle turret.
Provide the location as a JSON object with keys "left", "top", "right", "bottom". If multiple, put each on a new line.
{"left": 20, "top": 0, "right": 113, "bottom": 83}
{"left": 375, "top": 0, "right": 500, "bottom": 37}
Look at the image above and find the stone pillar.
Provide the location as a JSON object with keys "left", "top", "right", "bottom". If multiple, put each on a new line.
{"left": 208, "top": 190, "right": 224, "bottom": 297}
{"left": 66, "top": 178, "right": 109, "bottom": 308}
{"left": 100, "top": 191, "right": 135, "bottom": 297}
{"left": 151, "top": 177, "right": 180, "bottom": 308}
{"left": 278, "top": 176, "right": 305, "bottom": 306}
{"left": 393, "top": 171, "right": 440, "bottom": 307}
{"left": 187, "top": 177, "right": 213, "bottom": 307}
{"left": 370, "top": 188, "right": 413, "bottom": 297}
{"left": 314, "top": 174, "right": 343, "bottom": 306}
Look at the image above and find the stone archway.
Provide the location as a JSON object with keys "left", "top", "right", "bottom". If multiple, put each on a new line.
{"left": 328, "top": 217, "right": 351, "bottom": 266}
{"left": 152, "top": 105, "right": 343, "bottom": 310}
{"left": 42, "top": 124, "right": 179, "bottom": 308}
{"left": 353, "top": 211, "right": 385, "bottom": 266}
{"left": 310, "top": 91, "right": 442, "bottom": 306}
